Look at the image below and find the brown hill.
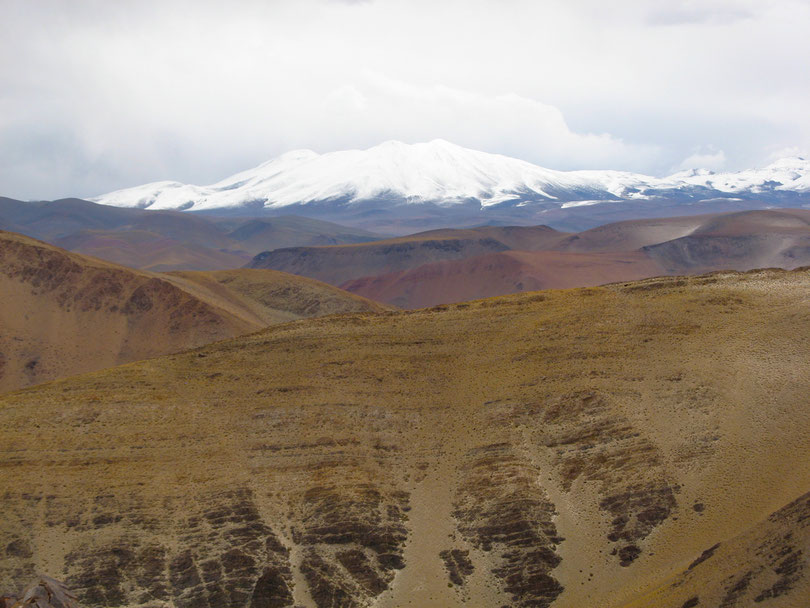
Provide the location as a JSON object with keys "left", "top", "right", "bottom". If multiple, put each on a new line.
{"left": 0, "top": 231, "right": 387, "bottom": 393}
{"left": 644, "top": 209, "right": 810, "bottom": 273}
{"left": 1, "top": 269, "right": 809, "bottom": 607}
{"left": 343, "top": 250, "right": 662, "bottom": 309}
{"left": 248, "top": 225, "right": 570, "bottom": 285}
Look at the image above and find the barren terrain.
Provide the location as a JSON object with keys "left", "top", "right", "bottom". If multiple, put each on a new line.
{"left": 1, "top": 268, "right": 809, "bottom": 607}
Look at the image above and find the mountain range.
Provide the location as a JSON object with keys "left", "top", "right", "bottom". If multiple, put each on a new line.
{"left": 91, "top": 140, "right": 810, "bottom": 232}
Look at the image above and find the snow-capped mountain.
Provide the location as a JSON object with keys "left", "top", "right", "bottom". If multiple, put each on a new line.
{"left": 93, "top": 140, "right": 810, "bottom": 214}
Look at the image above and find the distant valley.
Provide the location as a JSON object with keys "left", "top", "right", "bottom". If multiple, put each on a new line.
{"left": 6, "top": 193, "right": 810, "bottom": 310}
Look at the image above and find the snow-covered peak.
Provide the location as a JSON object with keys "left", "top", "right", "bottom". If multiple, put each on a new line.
{"left": 666, "top": 156, "right": 810, "bottom": 193}
{"left": 91, "top": 142, "right": 810, "bottom": 213}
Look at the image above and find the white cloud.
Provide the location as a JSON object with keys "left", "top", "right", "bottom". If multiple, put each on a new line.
{"left": 764, "top": 145, "right": 809, "bottom": 163}
{"left": 0, "top": 0, "right": 809, "bottom": 199}
{"left": 313, "top": 75, "right": 660, "bottom": 171}
{"left": 646, "top": 0, "right": 755, "bottom": 26}
{"left": 675, "top": 147, "right": 728, "bottom": 172}
{"left": 323, "top": 86, "right": 370, "bottom": 113}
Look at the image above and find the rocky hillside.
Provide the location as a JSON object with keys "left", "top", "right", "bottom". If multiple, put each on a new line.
{"left": 1, "top": 269, "right": 809, "bottom": 606}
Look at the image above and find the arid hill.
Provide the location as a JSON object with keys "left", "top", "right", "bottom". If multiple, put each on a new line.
{"left": 342, "top": 249, "right": 660, "bottom": 309}
{"left": 1, "top": 268, "right": 809, "bottom": 607}
{"left": 643, "top": 209, "right": 810, "bottom": 274}
{"left": 248, "top": 231, "right": 526, "bottom": 286}
{"left": 251, "top": 209, "right": 810, "bottom": 308}
{"left": 0, "top": 231, "right": 387, "bottom": 392}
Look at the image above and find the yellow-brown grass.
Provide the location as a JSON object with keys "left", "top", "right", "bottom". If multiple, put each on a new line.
{"left": 1, "top": 268, "right": 809, "bottom": 607}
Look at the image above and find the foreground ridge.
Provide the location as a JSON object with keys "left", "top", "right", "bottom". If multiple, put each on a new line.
{"left": 1, "top": 269, "right": 809, "bottom": 606}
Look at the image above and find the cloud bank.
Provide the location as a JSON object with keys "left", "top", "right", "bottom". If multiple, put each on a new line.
{"left": 1, "top": 0, "right": 808, "bottom": 199}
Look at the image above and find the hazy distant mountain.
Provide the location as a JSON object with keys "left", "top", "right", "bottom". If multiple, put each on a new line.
{"left": 250, "top": 209, "right": 810, "bottom": 308}
{"left": 0, "top": 197, "right": 383, "bottom": 271}
{"left": 93, "top": 140, "right": 810, "bottom": 219}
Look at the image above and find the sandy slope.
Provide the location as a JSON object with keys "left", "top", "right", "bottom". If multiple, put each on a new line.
{"left": 164, "top": 269, "right": 391, "bottom": 326}
{"left": 1, "top": 268, "right": 809, "bottom": 607}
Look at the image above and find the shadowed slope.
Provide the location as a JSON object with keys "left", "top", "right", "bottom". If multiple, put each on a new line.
{"left": 554, "top": 214, "right": 715, "bottom": 253}
{"left": 1, "top": 269, "right": 809, "bottom": 607}
{"left": 224, "top": 216, "right": 381, "bottom": 251}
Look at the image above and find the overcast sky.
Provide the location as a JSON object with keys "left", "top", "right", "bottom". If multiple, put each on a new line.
{"left": 2, "top": 0, "right": 809, "bottom": 200}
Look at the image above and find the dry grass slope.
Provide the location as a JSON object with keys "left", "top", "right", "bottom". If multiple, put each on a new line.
{"left": 1, "top": 268, "right": 809, "bottom": 607}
